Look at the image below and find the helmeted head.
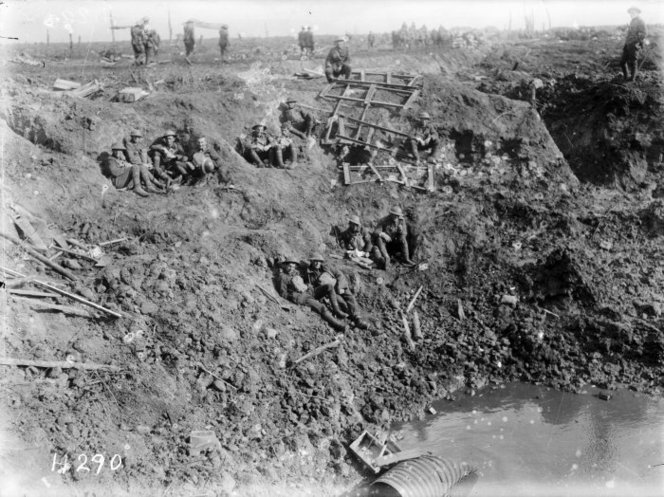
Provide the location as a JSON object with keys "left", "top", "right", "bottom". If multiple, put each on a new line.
{"left": 111, "top": 142, "right": 126, "bottom": 157}
{"left": 221, "top": 24, "right": 228, "bottom": 29}
{"left": 197, "top": 136, "right": 208, "bottom": 151}
{"left": 307, "top": 26, "right": 312, "bottom": 31}
{"left": 389, "top": 206, "right": 404, "bottom": 219}
{"left": 142, "top": 16, "right": 150, "bottom": 26}
{"left": 348, "top": 214, "right": 361, "bottom": 229}
{"left": 335, "top": 37, "right": 346, "bottom": 45}
{"left": 285, "top": 97, "right": 297, "bottom": 107}
{"left": 164, "top": 129, "right": 177, "bottom": 145}
{"left": 418, "top": 111, "right": 431, "bottom": 122}
{"left": 627, "top": 6, "right": 641, "bottom": 16}
{"left": 252, "top": 124, "right": 266, "bottom": 135}
{"left": 281, "top": 257, "right": 299, "bottom": 273}
{"left": 309, "top": 253, "right": 324, "bottom": 268}
{"left": 130, "top": 129, "right": 143, "bottom": 141}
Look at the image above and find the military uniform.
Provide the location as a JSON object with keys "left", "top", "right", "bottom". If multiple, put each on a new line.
{"left": 243, "top": 126, "right": 275, "bottom": 167}
{"left": 280, "top": 103, "right": 315, "bottom": 139}
{"left": 130, "top": 24, "right": 146, "bottom": 64}
{"left": 123, "top": 137, "right": 149, "bottom": 165}
{"left": 184, "top": 23, "right": 195, "bottom": 57}
{"left": 304, "top": 28, "right": 315, "bottom": 55}
{"left": 372, "top": 209, "right": 412, "bottom": 268}
{"left": 218, "top": 26, "right": 230, "bottom": 60}
{"left": 276, "top": 264, "right": 346, "bottom": 331}
{"left": 150, "top": 135, "right": 190, "bottom": 179}
{"left": 339, "top": 224, "right": 371, "bottom": 252}
{"left": 144, "top": 30, "right": 160, "bottom": 64}
{"left": 406, "top": 119, "right": 440, "bottom": 162}
{"left": 621, "top": 11, "right": 647, "bottom": 81}
{"left": 325, "top": 42, "right": 351, "bottom": 82}
{"left": 273, "top": 126, "right": 296, "bottom": 168}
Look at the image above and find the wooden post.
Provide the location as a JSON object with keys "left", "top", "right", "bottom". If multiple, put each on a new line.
{"left": 69, "top": 33, "right": 73, "bottom": 56}
{"left": 110, "top": 12, "right": 116, "bottom": 45}
{"left": 168, "top": 10, "right": 172, "bottom": 43}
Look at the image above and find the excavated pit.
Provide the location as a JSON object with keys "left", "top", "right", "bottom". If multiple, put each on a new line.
{"left": 1, "top": 34, "right": 663, "bottom": 497}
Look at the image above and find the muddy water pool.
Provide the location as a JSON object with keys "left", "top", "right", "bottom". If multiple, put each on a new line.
{"left": 390, "top": 383, "right": 664, "bottom": 497}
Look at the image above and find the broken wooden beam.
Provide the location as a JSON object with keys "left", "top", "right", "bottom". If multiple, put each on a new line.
{"left": 0, "top": 265, "right": 123, "bottom": 319}
{"left": 0, "top": 231, "right": 78, "bottom": 281}
{"left": 406, "top": 285, "right": 424, "bottom": 313}
{"left": 401, "top": 312, "right": 416, "bottom": 351}
{"left": 293, "top": 338, "right": 341, "bottom": 366}
{"left": 343, "top": 116, "right": 412, "bottom": 138}
{"left": 13, "top": 297, "right": 94, "bottom": 318}
{"left": 0, "top": 357, "right": 121, "bottom": 372}
{"left": 412, "top": 310, "right": 423, "bottom": 340}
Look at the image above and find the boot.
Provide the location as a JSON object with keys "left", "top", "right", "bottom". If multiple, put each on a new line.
{"left": 131, "top": 166, "right": 149, "bottom": 197}
{"left": 329, "top": 292, "right": 349, "bottom": 319}
{"left": 353, "top": 317, "right": 370, "bottom": 330}
{"left": 320, "top": 309, "right": 347, "bottom": 332}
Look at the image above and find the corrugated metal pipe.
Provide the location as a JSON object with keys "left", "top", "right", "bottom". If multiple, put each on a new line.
{"left": 369, "top": 455, "right": 477, "bottom": 497}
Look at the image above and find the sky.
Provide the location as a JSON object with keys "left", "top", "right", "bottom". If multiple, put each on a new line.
{"left": 1, "top": 0, "right": 663, "bottom": 44}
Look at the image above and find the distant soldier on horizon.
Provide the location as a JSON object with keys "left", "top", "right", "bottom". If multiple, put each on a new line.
{"left": 219, "top": 24, "right": 230, "bottom": 62}
{"left": 620, "top": 6, "right": 647, "bottom": 82}
{"left": 184, "top": 20, "right": 195, "bottom": 58}
{"left": 298, "top": 26, "right": 306, "bottom": 55}
{"left": 130, "top": 17, "right": 149, "bottom": 65}
{"left": 304, "top": 26, "right": 315, "bottom": 57}
{"left": 144, "top": 28, "right": 160, "bottom": 65}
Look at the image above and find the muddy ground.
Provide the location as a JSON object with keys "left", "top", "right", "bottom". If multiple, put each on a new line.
{"left": 1, "top": 31, "right": 663, "bottom": 497}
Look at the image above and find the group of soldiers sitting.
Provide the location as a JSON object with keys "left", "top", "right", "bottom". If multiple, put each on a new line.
{"left": 236, "top": 97, "right": 317, "bottom": 168}
{"left": 275, "top": 205, "right": 418, "bottom": 332}
{"left": 100, "top": 127, "right": 230, "bottom": 196}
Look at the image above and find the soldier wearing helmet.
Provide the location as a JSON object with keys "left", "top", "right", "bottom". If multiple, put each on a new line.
{"left": 123, "top": 129, "right": 151, "bottom": 167}
{"left": 305, "top": 254, "right": 370, "bottom": 329}
{"left": 184, "top": 20, "right": 196, "bottom": 58}
{"left": 101, "top": 142, "right": 163, "bottom": 196}
{"left": 304, "top": 26, "right": 315, "bottom": 57}
{"left": 188, "top": 136, "right": 231, "bottom": 185}
{"left": 149, "top": 129, "right": 190, "bottom": 182}
{"left": 130, "top": 18, "right": 149, "bottom": 65}
{"left": 275, "top": 256, "right": 347, "bottom": 331}
{"left": 241, "top": 124, "right": 277, "bottom": 167}
{"left": 621, "top": 7, "right": 647, "bottom": 81}
{"left": 338, "top": 214, "right": 372, "bottom": 253}
{"left": 371, "top": 206, "right": 414, "bottom": 268}
{"left": 218, "top": 24, "right": 230, "bottom": 62}
{"left": 406, "top": 111, "right": 440, "bottom": 163}
{"left": 325, "top": 37, "right": 351, "bottom": 82}
{"left": 279, "top": 97, "right": 316, "bottom": 139}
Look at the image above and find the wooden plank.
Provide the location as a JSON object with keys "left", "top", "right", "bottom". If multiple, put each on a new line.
{"left": 386, "top": 72, "right": 391, "bottom": 84}
{"left": 363, "top": 84, "right": 376, "bottom": 106}
{"left": 13, "top": 297, "right": 94, "bottom": 318}
{"left": 402, "top": 89, "right": 420, "bottom": 110}
{"left": 343, "top": 164, "right": 351, "bottom": 185}
{"left": 8, "top": 289, "right": 58, "bottom": 298}
{"left": 0, "top": 357, "right": 121, "bottom": 372}
{"left": 427, "top": 163, "right": 435, "bottom": 191}
{"left": 336, "top": 135, "right": 394, "bottom": 153}
{"left": 326, "top": 79, "right": 418, "bottom": 91}
{"left": 318, "top": 82, "right": 334, "bottom": 98}
{"left": 344, "top": 116, "right": 412, "bottom": 138}
{"left": 396, "top": 163, "right": 409, "bottom": 186}
{"left": 368, "top": 163, "right": 383, "bottom": 181}
{"left": 321, "top": 94, "right": 403, "bottom": 108}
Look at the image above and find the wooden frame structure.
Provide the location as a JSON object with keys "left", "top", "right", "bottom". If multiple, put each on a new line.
{"left": 317, "top": 71, "right": 435, "bottom": 192}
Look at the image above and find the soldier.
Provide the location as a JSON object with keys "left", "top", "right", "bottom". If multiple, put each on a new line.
{"left": 297, "top": 26, "right": 306, "bottom": 55}
{"left": 123, "top": 129, "right": 150, "bottom": 166}
{"left": 144, "top": 28, "right": 160, "bottom": 65}
{"left": 279, "top": 97, "right": 315, "bottom": 139}
{"left": 304, "top": 26, "right": 315, "bottom": 56}
{"left": 218, "top": 24, "right": 230, "bottom": 62}
{"left": 405, "top": 111, "right": 440, "bottom": 163}
{"left": 150, "top": 130, "right": 191, "bottom": 182}
{"left": 184, "top": 20, "right": 196, "bottom": 58}
{"left": 306, "top": 254, "right": 370, "bottom": 329}
{"left": 241, "top": 124, "right": 275, "bottom": 167}
{"left": 371, "top": 206, "right": 414, "bottom": 269}
{"left": 620, "top": 6, "right": 647, "bottom": 82}
{"left": 102, "top": 143, "right": 162, "bottom": 196}
{"left": 276, "top": 257, "right": 347, "bottom": 331}
{"left": 273, "top": 123, "right": 297, "bottom": 169}
{"left": 130, "top": 17, "right": 149, "bottom": 65}
{"left": 338, "top": 215, "right": 372, "bottom": 253}
{"left": 325, "top": 37, "right": 351, "bottom": 83}
{"left": 368, "top": 31, "right": 376, "bottom": 49}
{"left": 188, "top": 136, "right": 231, "bottom": 185}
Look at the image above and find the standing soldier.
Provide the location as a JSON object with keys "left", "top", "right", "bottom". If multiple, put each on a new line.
{"left": 620, "top": 6, "right": 647, "bottom": 82}
{"left": 298, "top": 26, "right": 306, "bottom": 55}
{"left": 325, "top": 37, "right": 351, "bottom": 83}
{"left": 368, "top": 31, "right": 376, "bottom": 49}
{"left": 130, "top": 17, "right": 149, "bottom": 65}
{"left": 184, "top": 20, "right": 196, "bottom": 58}
{"left": 218, "top": 24, "right": 230, "bottom": 62}
{"left": 144, "top": 28, "right": 160, "bottom": 65}
{"left": 304, "top": 26, "right": 315, "bottom": 56}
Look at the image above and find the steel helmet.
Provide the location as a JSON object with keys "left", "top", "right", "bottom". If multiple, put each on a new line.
{"left": 111, "top": 142, "right": 126, "bottom": 151}
{"left": 348, "top": 215, "right": 361, "bottom": 225}
{"left": 389, "top": 206, "right": 404, "bottom": 217}
{"left": 309, "top": 253, "right": 325, "bottom": 262}
{"left": 418, "top": 111, "right": 431, "bottom": 120}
